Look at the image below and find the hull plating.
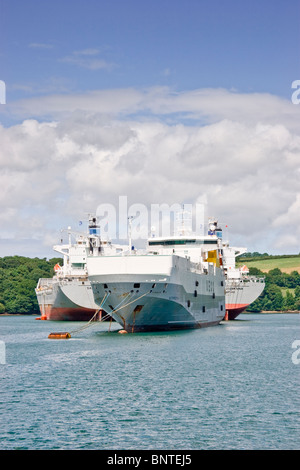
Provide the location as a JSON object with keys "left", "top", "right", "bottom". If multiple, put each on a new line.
{"left": 225, "top": 304, "right": 249, "bottom": 320}
{"left": 225, "top": 277, "right": 265, "bottom": 320}
{"left": 36, "top": 279, "right": 100, "bottom": 321}
{"left": 91, "top": 280, "right": 225, "bottom": 333}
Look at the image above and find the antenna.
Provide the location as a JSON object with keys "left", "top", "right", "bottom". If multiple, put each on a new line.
{"left": 175, "top": 205, "right": 192, "bottom": 236}
{"left": 128, "top": 216, "right": 134, "bottom": 254}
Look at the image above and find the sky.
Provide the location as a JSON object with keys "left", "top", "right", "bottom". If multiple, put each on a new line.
{"left": 0, "top": 0, "right": 300, "bottom": 258}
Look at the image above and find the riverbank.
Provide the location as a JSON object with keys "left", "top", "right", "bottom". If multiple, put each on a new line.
{"left": 245, "top": 310, "right": 300, "bottom": 314}
{"left": 0, "top": 313, "right": 36, "bottom": 316}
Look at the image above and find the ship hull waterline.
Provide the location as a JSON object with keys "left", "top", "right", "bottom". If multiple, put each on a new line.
{"left": 90, "top": 282, "right": 225, "bottom": 333}
{"left": 225, "top": 278, "right": 265, "bottom": 320}
{"left": 225, "top": 304, "right": 249, "bottom": 321}
{"left": 36, "top": 278, "right": 109, "bottom": 321}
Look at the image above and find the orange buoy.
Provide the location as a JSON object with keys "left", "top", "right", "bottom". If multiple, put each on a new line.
{"left": 36, "top": 315, "right": 47, "bottom": 320}
{"left": 48, "top": 332, "right": 71, "bottom": 339}
{"left": 118, "top": 329, "right": 128, "bottom": 334}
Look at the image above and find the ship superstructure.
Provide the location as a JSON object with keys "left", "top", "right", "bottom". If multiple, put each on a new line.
{"left": 87, "top": 218, "right": 226, "bottom": 332}
{"left": 222, "top": 243, "right": 265, "bottom": 320}
{"left": 35, "top": 215, "right": 124, "bottom": 320}
{"left": 204, "top": 219, "right": 265, "bottom": 320}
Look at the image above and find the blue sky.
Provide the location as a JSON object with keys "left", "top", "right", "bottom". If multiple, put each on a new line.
{"left": 0, "top": 0, "right": 300, "bottom": 258}
{"left": 2, "top": 0, "right": 299, "bottom": 101}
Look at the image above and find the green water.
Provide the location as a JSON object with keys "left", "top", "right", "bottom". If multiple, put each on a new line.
{"left": 0, "top": 314, "right": 299, "bottom": 449}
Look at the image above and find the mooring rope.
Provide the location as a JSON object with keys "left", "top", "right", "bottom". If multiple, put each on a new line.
{"left": 62, "top": 289, "right": 151, "bottom": 337}
{"left": 110, "top": 290, "right": 151, "bottom": 314}
{"left": 69, "top": 291, "right": 110, "bottom": 335}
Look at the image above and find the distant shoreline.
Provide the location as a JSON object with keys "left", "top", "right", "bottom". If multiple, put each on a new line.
{"left": 0, "top": 313, "right": 37, "bottom": 316}
{"left": 245, "top": 310, "right": 300, "bottom": 314}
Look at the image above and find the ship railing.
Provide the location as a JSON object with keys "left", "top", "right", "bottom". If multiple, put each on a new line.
{"left": 55, "top": 268, "right": 88, "bottom": 278}
{"left": 189, "top": 261, "right": 204, "bottom": 274}
{"left": 242, "top": 275, "right": 265, "bottom": 283}
{"left": 36, "top": 278, "right": 54, "bottom": 291}
{"left": 58, "top": 275, "right": 89, "bottom": 285}
{"left": 226, "top": 275, "right": 265, "bottom": 286}
{"left": 189, "top": 261, "right": 215, "bottom": 275}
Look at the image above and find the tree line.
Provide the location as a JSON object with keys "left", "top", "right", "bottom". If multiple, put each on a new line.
{"left": 0, "top": 256, "right": 299, "bottom": 315}
{"left": 246, "top": 267, "right": 300, "bottom": 312}
{"left": 0, "top": 256, "right": 62, "bottom": 315}
{"left": 240, "top": 252, "right": 300, "bottom": 260}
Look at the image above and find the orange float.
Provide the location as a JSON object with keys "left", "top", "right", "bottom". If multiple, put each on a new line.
{"left": 48, "top": 332, "right": 71, "bottom": 339}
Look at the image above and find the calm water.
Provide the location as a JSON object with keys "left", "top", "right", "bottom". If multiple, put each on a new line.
{"left": 0, "top": 314, "right": 299, "bottom": 450}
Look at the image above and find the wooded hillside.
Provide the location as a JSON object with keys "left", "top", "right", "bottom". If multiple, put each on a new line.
{"left": 247, "top": 267, "right": 300, "bottom": 312}
{"left": 0, "top": 256, "right": 62, "bottom": 315}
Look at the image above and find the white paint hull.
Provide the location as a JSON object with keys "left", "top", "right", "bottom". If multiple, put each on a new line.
{"left": 88, "top": 254, "right": 225, "bottom": 332}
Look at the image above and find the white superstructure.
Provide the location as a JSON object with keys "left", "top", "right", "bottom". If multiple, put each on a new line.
{"left": 35, "top": 215, "right": 125, "bottom": 320}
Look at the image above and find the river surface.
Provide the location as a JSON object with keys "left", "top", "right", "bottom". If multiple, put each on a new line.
{"left": 0, "top": 313, "right": 299, "bottom": 450}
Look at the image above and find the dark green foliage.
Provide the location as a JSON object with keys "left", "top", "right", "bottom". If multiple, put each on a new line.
{"left": 0, "top": 256, "right": 62, "bottom": 314}
{"left": 240, "top": 252, "right": 300, "bottom": 261}
{"left": 246, "top": 266, "right": 300, "bottom": 313}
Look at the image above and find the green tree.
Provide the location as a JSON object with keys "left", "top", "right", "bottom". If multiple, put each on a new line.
{"left": 267, "top": 268, "right": 287, "bottom": 287}
{"left": 0, "top": 255, "right": 63, "bottom": 315}
{"left": 262, "top": 284, "right": 284, "bottom": 311}
{"left": 284, "top": 291, "right": 296, "bottom": 311}
{"left": 248, "top": 267, "right": 264, "bottom": 276}
{"left": 286, "top": 271, "right": 300, "bottom": 288}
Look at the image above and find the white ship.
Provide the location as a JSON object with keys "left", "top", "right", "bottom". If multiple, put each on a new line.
{"left": 222, "top": 243, "right": 265, "bottom": 320}
{"left": 35, "top": 216, "right": 124, "bottom": 320}
{"left": 36, "top": 213, "right": 265, "bottom": 324}
{"left": 87, "top": 220, "right": 226, "bottom": 333}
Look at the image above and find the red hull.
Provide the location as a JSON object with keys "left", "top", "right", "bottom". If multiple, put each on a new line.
{"left": 43, "top": 306, "right": 104, "bottom": 321}
{"left": 225, "top": 303, "right": 248, "bottom": 320}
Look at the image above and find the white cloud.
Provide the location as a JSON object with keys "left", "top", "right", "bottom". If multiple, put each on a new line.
{"left": 73, "top": 49, "right": 100, "bottom": 56}
{"left": 59, "top": 49, "right": 116, "bottom": 71}
{"left": 0, "top": 87, "right": 300, "bottom": 256}
{"left": 28, "top": 43, "right": 54, "bottom": 49}
{"left": 5, "top": 87, "right": 300, "bottom": 132}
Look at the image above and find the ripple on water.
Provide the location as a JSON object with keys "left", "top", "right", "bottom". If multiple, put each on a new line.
{"left": 0, "top": 314, "right": 299, "bottom": 450}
